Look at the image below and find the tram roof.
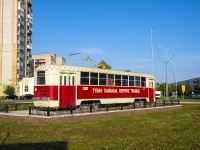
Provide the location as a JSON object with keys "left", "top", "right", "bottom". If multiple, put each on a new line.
{"left": 35, "top": 65, "right": 154, "bottom": 78}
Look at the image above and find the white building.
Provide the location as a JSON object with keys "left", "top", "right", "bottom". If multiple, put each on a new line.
{"left": 0, "top": 0, "right": 33, "bottom": 96}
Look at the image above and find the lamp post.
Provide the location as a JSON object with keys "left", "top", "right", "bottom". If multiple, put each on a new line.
{"left": 168, "top": 69, "right": 176, "bottom": 99}
{"left": 151, "top": 27, "right": 154, "bottom": 75}
{"left": 156, "top": 44, "right": 178, "bottom": 100}
{"left": 170, "top": 61, "right": 178, "bottom": 99}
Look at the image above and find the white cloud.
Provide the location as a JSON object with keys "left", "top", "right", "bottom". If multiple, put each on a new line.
{"left": 76, "top": 47, "right": 104, "bottom": 55}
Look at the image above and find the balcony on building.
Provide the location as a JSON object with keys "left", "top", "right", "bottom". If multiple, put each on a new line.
{"left": 18, "top": 10, "right": 24, "bottom": 18}
{"left": 28, "top": 14, "right": 33, "bottom": 20}
{"left": 27, "top": 29, "right": 32, "bottom": 35}
{"left": 27, "top": 44, "right": 32, "bottom": 50}
{"left": 28, "top": 0, "right": 32, "bottom": 6}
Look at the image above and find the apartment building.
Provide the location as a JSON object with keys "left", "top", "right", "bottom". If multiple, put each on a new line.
{"left": 16, "top": 54, "right": 66, "bottom": 96}
{"left": 31, "top": 53, "right": 66, "bottom": 72}
{"left": 0, "top": 0, "right": 33, "bottom": 96}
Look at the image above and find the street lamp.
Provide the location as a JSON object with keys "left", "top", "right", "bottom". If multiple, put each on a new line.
{"left": 170, "top": 61, "right": 177, "bottom": 99}
{"left": 157, "top": 54, "right": 175, "bottom": 100}
{"left": 156, "top": 44, "right": 178, "bottom": 101}
{"left": 168, "top": 69, "right": 176, "bottom": 99}
{"left": 151, "top": 27, "right": 154, "bottom": 75}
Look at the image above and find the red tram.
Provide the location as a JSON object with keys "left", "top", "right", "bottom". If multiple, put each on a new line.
{"left": 33, "top": 65, "right": 155, "bottom": 108}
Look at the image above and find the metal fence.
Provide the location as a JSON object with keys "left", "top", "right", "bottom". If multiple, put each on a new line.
{"left": 28, "top": 100, "right": 180, "bottom": 116}
{"left": 0, "top": 103, "right": 33, "bottom": 113}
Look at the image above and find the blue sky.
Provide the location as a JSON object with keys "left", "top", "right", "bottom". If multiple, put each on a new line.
{"left": 32, "top": 0, "right": 200, "bottom": 83}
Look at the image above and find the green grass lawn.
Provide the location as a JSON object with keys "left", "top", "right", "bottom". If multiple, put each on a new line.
{"left": 156, "top": 97, "right": 200, "bottom": 102}
{"left": 0, "top": 105, "right": 199, "bottom": 150}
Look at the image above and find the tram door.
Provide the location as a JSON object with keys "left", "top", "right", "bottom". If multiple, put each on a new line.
{"left": 59, "top": 74, "right": 76, "bottom": 107}
{"left": 148, "top": 80, "right": 155, "bottom": 102}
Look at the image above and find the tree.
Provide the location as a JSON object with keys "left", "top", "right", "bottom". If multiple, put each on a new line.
{"left": 196, "top": 80, "right": 200, "bottom": 93}
{"left": 4, "top": 86, "right": 15, "bottom": 95}
{"left": 157, "top": 83, "right": 174, "bottom": 97}
{"left": 168, "top": 84, "right": 174, "bottom": 96}
{"left": 159, "top": 83, "right": 166, "bottom": 97}
{"left": 177, "top": 84, "right": 182, "bottom": 96}
{"left": 97, "top": 60, "right": 112, "bottom": 69}
{"left": 176, "top": 83, "right": 192, "bottom": 96}
{"left": 198, "top": 80, "right": 200, "bottom": 89}
{"left": 155, "top": 86, "right": 161, "bottom": 91}
{"left": 185, "top": 83, "right": 192, "bottom": 96}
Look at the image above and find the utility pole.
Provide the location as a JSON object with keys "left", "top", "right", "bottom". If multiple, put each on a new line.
{"left": 157, "top": 44, "right": 178, "bottom": 100}
{"left": 151, "top": 27, "right": 154, "bottom": 75}
{"left": 168, "top": 69, "right": 176, "bottom": 99}
{"left": 170, "top": 61, "right": 180, "bottom": 100}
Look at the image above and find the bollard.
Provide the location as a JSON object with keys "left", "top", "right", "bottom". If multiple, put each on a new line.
{"left": 170, "top": 100, "right": 173, "bottom": 105}
{"left": 90, "top": 105, "right": 92, "bottom": 113}
{"left": 47, "top": 106, "right": 50, "bottom": 116}
{"left": 106, "top": 103, "right": 109, "bottom": 111}
{"left": 144, "top": 101, "right": 147, "bottom": 108}
{"left": 121, "top": 104, "right": 123, "bottom": 110}
{"left": 163, "top": 101, "right": 165, "bottom": 106}
{"left": 5, "top": 105, "right": 8, "bottom": 113}
{"left": 15, "top": 104, "right": 18, "bottom": 111}
{"left": 29, "top": 106, "right": 31, "bottom": 115}
{"left": 70, "top": 106, "right": 73, "bottom": 114}
{"left": 133, "top": 102, "right": 135, "bottom": 109}
{"left": 178, "top": 100, "right": 180, "bottom": 105}
{"left": 155, "top": 102, "right": 157, "bottom": 107}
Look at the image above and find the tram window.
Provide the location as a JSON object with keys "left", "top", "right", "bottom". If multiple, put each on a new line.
{"left": 81, "top": 72, "right": 89, "bottom": 77}
{"left": 135, "top": 76, "right": 140, "bottom": 86}
{"left": 99, "top": 73, "right": 106, "bottom": 85}
{"left": 149, "top": 81, "right": 154, "bottom": 88}
{"left": 81, "top": 78, "right": 89, "bottom": 85}
{"left": 81, "top": 72, "right": 89, "bottom": 85}
{"left": 60, "top": 76, "right": 62, "bottom": 85}
{"left": 37, "top": 71, "right": 45, "bottom": 85}
{"left": 141, "top": 77, "right": 146, "bottom": 87}
{"left": 129, "top": 76, "right": 134, "bottom": 86}
{"left": 108, "top": 74, "right": 114, "bottom": 86}
{"left": 122, "top": 75, "right": 128, "bottom": 86}
{"left": 37, "top": 77, "right": 45, "bottom": 85}
{"left": 115, "top": 75, "right": 121, "bottom": 86}
{"left": 69, "top": 76, "right": 71, "bottom": 85}
{"left": 90, "top": 73, "right": 98, "bottom": 85}
{"left": 64, "top": 76, "right": 67, "bottom": 85}
{"left": 72, "top": 76, "right": 75, "bottom": 85}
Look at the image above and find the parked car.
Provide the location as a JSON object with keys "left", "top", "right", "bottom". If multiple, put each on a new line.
{"left": 20, "top": 94, "right": 33, "bottom": 100}
{"left": 193, "top": 93, "right": 200, "bottom": 97}
{"left": 5, "top": 94, "right": 18, "bottom": 100}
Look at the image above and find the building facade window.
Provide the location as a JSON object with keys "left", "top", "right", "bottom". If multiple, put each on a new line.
{"left": 24, "top": 79, "right": 28, "bottom": 92}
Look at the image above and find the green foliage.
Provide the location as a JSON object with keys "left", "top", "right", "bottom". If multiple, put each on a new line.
{"left": 0, "top": 103, "right": 33, "bottom": 111}
{"left": 97, "top": 60, "right": 112, "bottom": 69}
{"left": 157, "top": 83, "right": 174, "bottom": 97}
{"left": 168, "top": 84, "right": 174, "bottom": 96}
{"left": 3, "top": 86, "right": 15, "bottom": 95}
{"left": 155, "top": 85, "right": 161, "bottom": 91}
{"left": 177, "top": 83, "right": 192, "bottom": 96}
{"left": 157, "top": 82, "right": 192, "bottom": 97}
{"left": 194, "top": 80, "right": 200, "bottom": 93}
{"left": 177, "top": 84, "right": 182, "bottom": 96}
{"left": 198, "top": 80, "right": 200, "bottom": 89}
{"left": 185, "top": 83, "right": 192, "bottom": 96}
